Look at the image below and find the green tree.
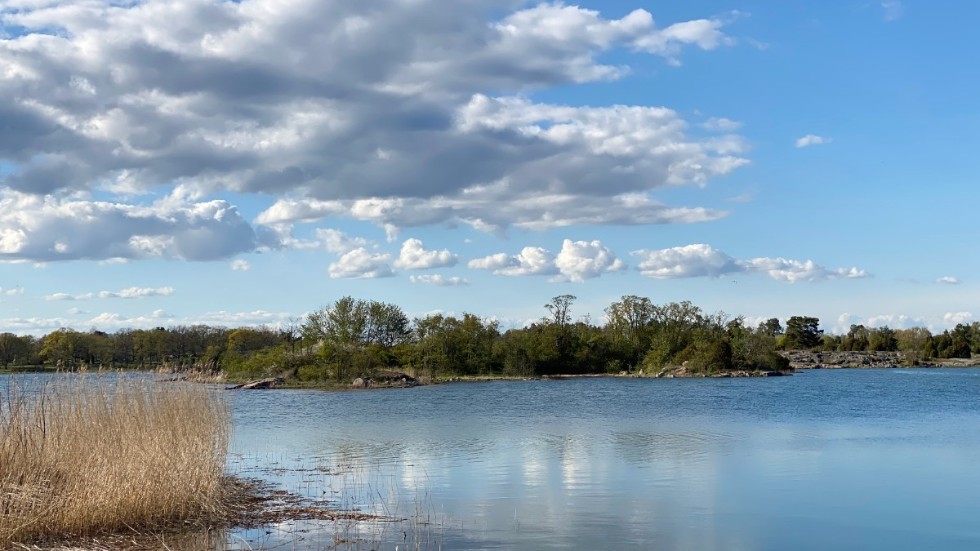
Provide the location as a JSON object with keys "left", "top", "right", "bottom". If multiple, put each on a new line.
{"left": 868, "top": 327, "right": 898, "bottom": 352}
{"left": 642, "top": 301, "right": 706, "bottom": 369}
{"left": 758, "top": 318, "right": 783, "bottom": 337}
{"left": 842, "top": 324, "right": 870, "bottom": 351}
{"left": 0, "top": 333, "right": 30, "bottom": 367}
{"left": 943, "top": 324, "right": 972, "bottom": 358}
{"left": 365, "top": 301, "right": 411, "bottom": 350}
{"left": 544, "top": 294, "right": 577, "bottom": 361}
{"left": 784, "top": 316, "right": 823, "bottom": 349}
{"left": 40, "top": 328, "right": 83, "bottom": 369}
{"left": 604, "top": 295, "right": 655, "bottom": 370}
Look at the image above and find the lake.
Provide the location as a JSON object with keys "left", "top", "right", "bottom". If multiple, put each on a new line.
{"left": 226, "top": 368, "right": 980, "bottom": 550}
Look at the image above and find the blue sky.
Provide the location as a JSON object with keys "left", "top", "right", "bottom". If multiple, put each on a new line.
{"left": 0, "top": 0, "right": 976, "bottom": 335}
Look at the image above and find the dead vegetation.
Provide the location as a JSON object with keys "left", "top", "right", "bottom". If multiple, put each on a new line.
{"left": 0, "top": 377, "right": 230, "bottom": 548}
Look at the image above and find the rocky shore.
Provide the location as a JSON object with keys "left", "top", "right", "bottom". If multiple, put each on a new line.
{"left": 779, "top": 350, "right": 980, "bottom": 370}
{"left": 652, "top": 366, "right": 790, "bottom": 378}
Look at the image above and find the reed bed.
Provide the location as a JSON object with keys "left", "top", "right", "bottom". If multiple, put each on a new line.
{"left": 0, "top": 377, "right": 230, "bottom": 547}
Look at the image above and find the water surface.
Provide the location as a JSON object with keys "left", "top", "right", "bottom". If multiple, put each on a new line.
{"left": 227, "top": 368, "right": 980, "bottom": 550}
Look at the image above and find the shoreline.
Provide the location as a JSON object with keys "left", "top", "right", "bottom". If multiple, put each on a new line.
{"left": 5, "top": 357, "right": 980, "bottom": 390}
{"left": 780, "top": 350, "right": 980, "bottom": 370}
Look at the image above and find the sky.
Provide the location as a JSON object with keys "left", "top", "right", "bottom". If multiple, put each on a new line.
{"left": 1, "top": 0, "right": 978, "bottom": 336}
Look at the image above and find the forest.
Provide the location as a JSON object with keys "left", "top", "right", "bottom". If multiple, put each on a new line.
{"left": 1, "top": 295, "right": 978, "bottom": 381}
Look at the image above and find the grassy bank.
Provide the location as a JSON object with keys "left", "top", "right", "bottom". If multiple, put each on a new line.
{"left": 0, "top": 377, "right": 230, "bottom": 547}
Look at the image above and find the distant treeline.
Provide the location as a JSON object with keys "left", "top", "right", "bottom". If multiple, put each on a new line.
{"left": 1, "top": 296, "right": 976, "bottom": 379}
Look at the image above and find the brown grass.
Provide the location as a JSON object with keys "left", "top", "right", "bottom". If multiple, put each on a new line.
{"left": 0, "top": 377, "right": 230, "bottom": 547}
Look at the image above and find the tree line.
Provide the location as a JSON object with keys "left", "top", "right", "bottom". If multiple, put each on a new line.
{"left": 2, "top": 296, "right": 977, "bottom": 379}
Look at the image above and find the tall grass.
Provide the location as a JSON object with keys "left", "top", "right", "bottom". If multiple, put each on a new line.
{"left": 0, "top": 377, "right": 230, "bottom": 547}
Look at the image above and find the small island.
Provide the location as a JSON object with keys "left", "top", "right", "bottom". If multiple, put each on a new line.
{"left": 3, "top": 295, "right": 977, "bottom": 387}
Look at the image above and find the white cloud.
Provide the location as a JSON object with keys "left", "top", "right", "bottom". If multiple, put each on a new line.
{"left": 45, "top": 292, "right": 92, "bottom": 301}
{"left": 99, "top": 286, "right": 175, "bottom": 299}
{"left": 315, "top": 229, "right": 369, "bottom": 254}
{"left": 943, "top": 312, "right": 973, "bottom": 325}
{"left": 743, "top": 258, "right": 867, "bottom": 283}
{"left": 1, "top": 286, "right": 24, "bottom": 296}
{"left": 468, "top": 239, "right": 623, "bottom": 282}
{"left": 328, "top": 248, "right": 394, "bottom": 279}
{"left": 501, "top": 247, "right": 559, "bottom": 277}
{"left": 833, "top": 312, "right": 976, "bottom": 335}
{"left": 632, "top": 244, "right": 740, "bottom": 279}
{"left": 230, "top": 259, "right": 251, "bottom": 271}
{"left": 468, "top": 253, "right": 515, "bottom": 271}
{"left": 255, "top": 200, "right": 346, "bottom": 226}
{"left": 631, "top": 244, "right": 869, "bottom": 282}
{"left": 881, "top": 1, "right": 904, "bottom": 21}
{"left": 469, "top": 246, "right": 558, "bottom": 277}
{"left": 937, "top": 276, "right": 960, "bottom": 285}
{"left": 409, "top": 275, "right": 469, "bottom": 287}
{"left": 833, "top": 313, "right": 921, "bottom": 334}
{"left": 259, "top": 193, "right": 726, "bottom": 235}
{"left": 45, "top": 286, "right": 174, "bottom": 301}
{"left": 0, "top": 189, "right": 276, "bottom": 262}
{"left": 702, "top": 117, "right": 743, "bottom": 132}
{"left": 184, "top": 310, "right": 296, "bottom": 328}
{"left": 0, "top": 308, "right": 297, "bottom": 335}
{"left": 0, "top": 1, "right": 746, "bottom": 261}
{"left": 795, "top": 134, "right": 832, "bottom": 148}
{"left": 394, "top": 238, "right": 458, "bottom": 270}
{"left": 554, "top": 239, "right": 626, "bottom": 282}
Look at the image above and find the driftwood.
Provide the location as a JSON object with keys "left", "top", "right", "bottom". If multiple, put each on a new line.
{"left": 226, "top": 377, "right": 284, "bottom": 390}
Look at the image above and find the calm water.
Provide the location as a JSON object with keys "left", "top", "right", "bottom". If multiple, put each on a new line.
{"left": 227, "top": 369, "right": 980, "bottom": 551}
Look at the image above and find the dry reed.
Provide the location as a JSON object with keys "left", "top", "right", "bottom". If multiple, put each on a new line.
{"left": 0, "top": 377, "right": 230, "bottom": 547}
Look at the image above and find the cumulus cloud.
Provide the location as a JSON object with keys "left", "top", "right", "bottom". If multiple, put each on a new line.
{"left": 1, "top": 286, "right": 24, "bottom": 296}
{"left": 743, "top": 258, "right": 867, "bottom": 283}
{"left": 259, "top": 194, "right": 725, "bottom": 236}
{"left": 394, "top": 238, "right": 458, "bottom": 270}
{"left": 833, "top": 312, "right": 925, "bottom": 334}
{"left": 632, "top": 244, "right": 739, "bottom": 279}
{"left": 469, "top": 247, "right": 559, "bottom": 277}
{"left": 45, "top": 286, "right": 174, "bottom": 301}
{"left": 409, "top": 275, "right": 469, "bottom": 287}
{"left": 554, "top": 239, "right": 626, "bottom": 282}
{"left": 315, "top": 229, "right": 369, "bottom": 254}
{"left": 230, "top": 259, "right": 250, "bottom": 271}
{"left": 328, "top": 248, "right": 394, "bottom": 279}
{"left": 833, "top": 312, "right": 979, "bottom": 335}
{"left": 468, "top": 239, "right": 624, "bottom": 282}
{"left": 943, "top": 312, "right": 973, "bottom": 325}
{"left": 0, "top": 188, "right": 276, "bottom": 262}
{"left": 795, "top": 134, "right": 831, "bottom": 148}
{"left": 631, "top": 244, "right": 869, "bottom": 282}
{"left": 0, "top": 0, "right": 746, "bottom": 261}
{"left": 937, "top": 276, "right": 960, "bottom": 285}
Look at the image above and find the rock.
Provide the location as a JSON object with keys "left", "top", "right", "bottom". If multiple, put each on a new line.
{"left": 352, "top": 377, "right": 368, "bottom": 388}
{"left": 780, "top": 350, "right": 906, "bottom": 370}
{"left": 227, "top": 377, "right": 284, "bottom": 390}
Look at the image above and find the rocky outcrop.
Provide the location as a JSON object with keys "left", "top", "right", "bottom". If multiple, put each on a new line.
{"left": 653, "top": 366, "right": 791, "bottom": 378}
{"left": 351, "top": 372, "right": 421, "bottom": 389}
{"left": 226, "top": 377, "right": 285, "bottom": 390}
{"left": 780, "top": 351, "right": 904, "bottom": 369}
{"left": 781, "top": 350, "right": 980, "bottom": 369}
